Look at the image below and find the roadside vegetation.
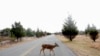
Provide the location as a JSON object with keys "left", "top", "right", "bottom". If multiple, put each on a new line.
{"left": 0, "top": 14, "right": 100, "bottom": 56}
{"left": 58, "top": 15, "right": 100, "bottom": 56}
{"left": 56, "top": 35, "right": 100, "bottom": 56}
{"left": 62, "top": 15, "right": 78, "bottom": 41}
{"left": 85, "top": 24, "right": 99, "bottom": 42}
{"left": 0, "top": 22, "right": 51, "bottom": 47}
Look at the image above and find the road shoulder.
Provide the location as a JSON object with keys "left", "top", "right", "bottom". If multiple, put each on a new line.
{"left": 0, "top": 37, "right": 37, "bottom": 50}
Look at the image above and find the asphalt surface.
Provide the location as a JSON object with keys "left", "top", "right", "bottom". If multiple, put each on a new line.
{"left": 0, "top": 35, "right": 77, "bottom": 56}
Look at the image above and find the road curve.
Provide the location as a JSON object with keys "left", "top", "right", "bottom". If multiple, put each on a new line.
{"left": 0, "top": 35, "right": 77, "bottom": 56}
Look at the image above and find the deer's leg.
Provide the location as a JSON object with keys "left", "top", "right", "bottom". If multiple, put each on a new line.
{"left": 40, "top": 48, "right": 45, "bottom": 56}
{"left": 40, "top": 48, "right": 43, "bottom": 54}
{"left": 52, "top": 50, "right": 55, "bottom": 56}
{"left": 43, "top": 49, "right": 45, "bottom": 56}
{"left": 50, "top": 50, "right": 52, "bottom": 56}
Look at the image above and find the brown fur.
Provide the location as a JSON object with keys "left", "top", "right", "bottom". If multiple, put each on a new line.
{"left": 40, "top": 43, "right": 59, "bottom": 56}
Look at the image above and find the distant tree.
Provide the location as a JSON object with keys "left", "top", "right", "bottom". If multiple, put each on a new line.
{"left": 35, "top": 29, "right": 45, "bottom": 37}
{"left": 46, "top": 32, "right": 51, "bottom": 35}
{"left": 0, "top": 28, "right": 11, "bottom": 36}
{"left": 33, "top": 31, "right": 36, "bottom": 36}
{"left": 87, "top": 25, "right": 99, "bottom": 42}
{"left": 36, "top": 29, "right": 40, "bottom": 37}
{"left": 79, "top": 31, "right": 85, "bottom": 35}
{"left": 26, "top": 28, "right": 35, "bottom": 37}
{"left": 11, "top": 22, "right": 25, "bottom": 41}
{"left": 54, "top": 32, "right": 62, "bottom": 35}
{"left": 62, "top": 15, "right": 78, "bottom": 41}
{"left": 89, "top": 29, "right": 98, "bottom": 42}
{"left": 85, "top": 24, "right": 91, "bottom": 35}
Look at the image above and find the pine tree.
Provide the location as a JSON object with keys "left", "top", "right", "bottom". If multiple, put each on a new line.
{"left": 62, "top": 15, "right": 78, "bottom": 41}
{"left": 11, "top": 22, "right": 25, "bottom": 41}
{"left": 85, "top": 24, "right": 99, "bottom": 42}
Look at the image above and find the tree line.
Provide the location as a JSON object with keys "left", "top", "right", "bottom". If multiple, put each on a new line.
{"left": 0, "top": 22, "right": 51, "bottom": 41}
{"left": 0, "top": 15, "right": 99, "bottom": 42}
{"left": 62, "top": 15, "right": 99, "bottom": 42}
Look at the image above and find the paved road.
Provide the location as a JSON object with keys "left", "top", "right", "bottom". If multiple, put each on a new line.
{"left": 0, "top": 35, "right": 77, "bottom": 56}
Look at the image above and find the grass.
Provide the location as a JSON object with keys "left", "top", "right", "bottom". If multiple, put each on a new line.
{"left": 0, "top": 37, "right": 37, "bottom": 50}
{"left": 56, "top": 35, "right": 100, "bottom": 56}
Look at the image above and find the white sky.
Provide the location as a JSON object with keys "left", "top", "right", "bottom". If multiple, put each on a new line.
{"left": 0, "top": 0, "right": 100, "bottom": 33}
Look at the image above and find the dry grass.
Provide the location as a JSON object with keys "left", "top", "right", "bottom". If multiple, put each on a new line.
{"left": 56, "top": 35, "right": 100, "bottom": 56}
{"left": 0, "top": 37, "right": 37, "bottom": 50}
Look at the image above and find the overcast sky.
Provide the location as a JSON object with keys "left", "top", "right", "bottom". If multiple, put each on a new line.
{"left": 0, "top": 0, "right": 100, "bottom": 33}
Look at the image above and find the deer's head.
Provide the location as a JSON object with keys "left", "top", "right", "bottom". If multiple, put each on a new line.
{"left": 55, "top": 43, "right": 59, "bottom": 47}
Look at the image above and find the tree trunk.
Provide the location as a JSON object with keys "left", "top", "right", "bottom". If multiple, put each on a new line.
{"left": 93, "top": 37, "right": 96, "bottom": 42}
{"left": 93, "top": 39, "right": 95, "bottom": 42}
{"left": 69, "top": 36, "right": 72, "bottom": 41}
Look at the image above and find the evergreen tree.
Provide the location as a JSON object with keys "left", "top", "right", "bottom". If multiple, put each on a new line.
{"left": 62, "top": 15, "right": 78, "bottom": 41}
{"left": 26, "top": 28, "right": 35, "bottom": 37}
{"left": 85, "top": 24, "right": 99, "bottom": 42}
{"left": 0, "top": 28, "right": 11, "bottom": 36}
{"left": 11, "top": 22, "right": 25, "bottom": 41}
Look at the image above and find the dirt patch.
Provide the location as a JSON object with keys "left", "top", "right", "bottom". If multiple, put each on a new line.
{"left": 56, "top": 35, "right": 100, "bottom": 56}
{"left": 0, "top": 37, "right": 37, "bottom": 50}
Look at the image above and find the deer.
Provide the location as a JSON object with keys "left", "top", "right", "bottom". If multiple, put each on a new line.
{"left": 40, "top": 43, "right": 59, "bottom": 56}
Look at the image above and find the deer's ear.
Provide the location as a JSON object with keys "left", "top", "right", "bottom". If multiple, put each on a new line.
{"left": 55, "top": 43, "right": 57, "bottom": 44}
